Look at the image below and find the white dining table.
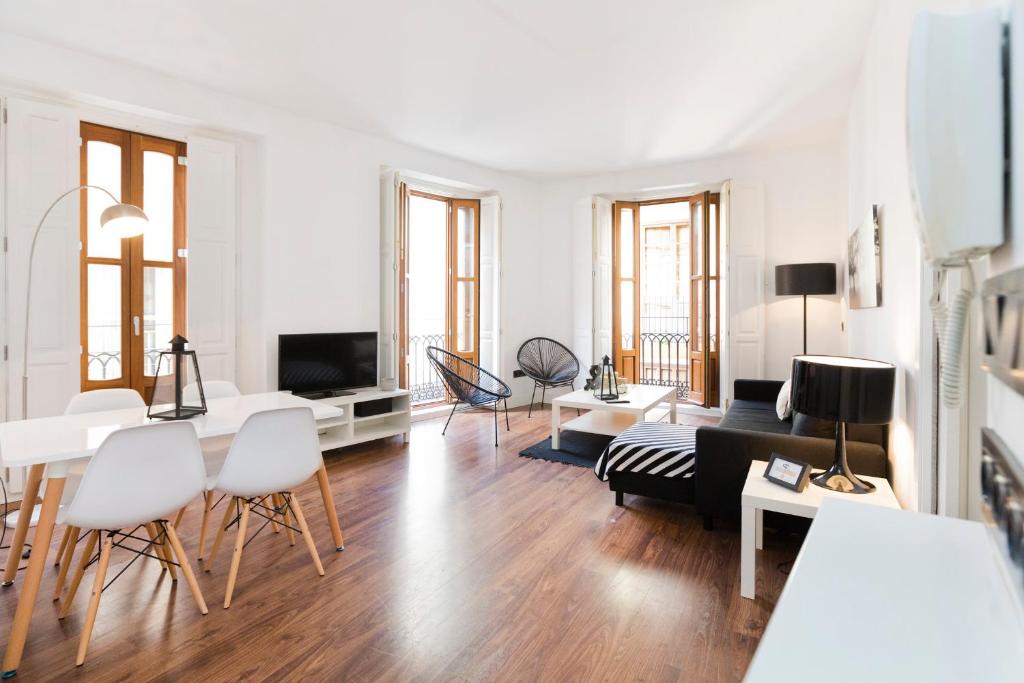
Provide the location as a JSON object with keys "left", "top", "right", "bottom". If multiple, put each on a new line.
{"left": 0, "top": 391, "right": 346, "bottom": 677}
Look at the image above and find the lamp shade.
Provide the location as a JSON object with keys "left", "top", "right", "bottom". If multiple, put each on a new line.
{"left": 790, "top": 355, "right": 895, "bottom": 424}
{"left": 775, "top": 263, "right": 837, "bottom": 296}
{"left": 100, "top": 202, "right": 148, "bottom": 239}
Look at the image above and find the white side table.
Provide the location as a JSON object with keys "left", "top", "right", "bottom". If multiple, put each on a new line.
{"left": 740, "top": 460, "right": 900, "bottom": 599}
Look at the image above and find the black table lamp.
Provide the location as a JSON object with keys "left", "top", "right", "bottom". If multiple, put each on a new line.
{"left": 775, "top": 263, "right": 837, "bottom": 355}
{"left": 791, "top": 355, "right": 895, "bottom": 494}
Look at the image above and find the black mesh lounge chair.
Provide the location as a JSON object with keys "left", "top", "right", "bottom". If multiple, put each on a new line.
{"left": 516, "top": 337, "right": 581, "bottom": 418}
{"left": 426, "top": 346, "right": 512, "bottom": 446}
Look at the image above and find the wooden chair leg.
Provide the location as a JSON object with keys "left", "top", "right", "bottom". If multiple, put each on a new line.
{"left": 205, "top": 497, "right": 237, "bottom": 573}
{"left": 59, "top": 530, "right": 99, "bottom": 619}
{"left": 146, "top": 523, "right": 176, "bottom": 580}
{"left": 277, "top": 494, "right": 295, "bottom": 547}
{"left": 287, "top": 494, "right": 324, "bottom": 577}
{"left": 52, "top": 526, "right": 80, "bottom": 601}
{"left": 223, "top": 500, "right": 250, "bottom": 609}
{"left": 197, "top": 492, "right": 214, "bottom": 560}
{"left": 54, "top": 527, "right": 72, "bottom": 567}
{"left": 269, "top": 494, "right": 283, "bottom": 534}
{"left": 76, "top": 534, "right": 113, "bottom": 667}
{"left": 164, "top": 523, "right": 208, "bottom": 615}
{"left": 173, "top": 505, "right": 187, "bottom": 529}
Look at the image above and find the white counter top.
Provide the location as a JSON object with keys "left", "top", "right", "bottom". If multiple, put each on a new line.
{"left": 746, "top": 498, "right": 1024, "bottom": 682}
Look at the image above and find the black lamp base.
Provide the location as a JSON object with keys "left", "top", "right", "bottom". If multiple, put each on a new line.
{"left": 812, "top": 421, "right": 876, "bottom": 494}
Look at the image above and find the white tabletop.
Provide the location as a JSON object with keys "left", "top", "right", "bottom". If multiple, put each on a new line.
{"left": 552, "top": 385, "right": 675, "bottom": 411}
{"left": 0, "top": 392, "right": 343, "bottom": 469}
{"left": 745, "top": 499, "right": 1024, "bottom": 682}
{"left": 742, "top": 460, "right": 900, "bottom": 518}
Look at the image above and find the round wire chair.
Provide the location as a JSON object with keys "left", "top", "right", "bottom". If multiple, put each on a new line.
{"left": 516, "top": 337, "right": 581, "bottom": 418}
{"left": 426, "top": 346, "right": 511, "bottom": 446}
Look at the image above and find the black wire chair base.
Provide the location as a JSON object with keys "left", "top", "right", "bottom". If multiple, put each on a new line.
{"left": 426, "top": 346, "right": 512, "bottom": 447}
{"left": 516, "top": 338, "right": 581, "bottom": 419}
{"left": 527, "top": 380, "right": 580, "bottom": 419}
{"left": 72, "top": 522, "right": 181, "bottom": 593}
{"left": 217, "top": 493, "right": 304, "bottom": 551}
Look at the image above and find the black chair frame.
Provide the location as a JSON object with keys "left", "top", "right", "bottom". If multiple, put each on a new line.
{"left": 515, "top": 337, "right": 581, "bottom": 418}
{"left": 426, "top": 346, "right": 512, "bottom": 446}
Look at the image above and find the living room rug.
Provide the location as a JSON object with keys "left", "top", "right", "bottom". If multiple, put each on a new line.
{"left": 519, "top": 430, "right": 613, "bottom": 469}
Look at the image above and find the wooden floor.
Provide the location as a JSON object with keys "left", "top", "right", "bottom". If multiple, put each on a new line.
{"left": 0, "top": 406, "right": 800, "bottom": 682}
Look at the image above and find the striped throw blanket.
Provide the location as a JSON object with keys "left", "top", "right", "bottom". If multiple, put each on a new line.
{"left": 594, "top": 422, "right": 697, "bottom": 482}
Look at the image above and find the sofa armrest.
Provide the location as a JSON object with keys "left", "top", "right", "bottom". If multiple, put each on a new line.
{"left": 694, "top": 426, "right": 887, "bottom": 519}
{"left": 733, "top": 379, "right": 785, "bottom": 403}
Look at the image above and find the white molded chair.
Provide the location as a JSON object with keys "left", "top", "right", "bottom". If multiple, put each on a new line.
{"left": 56, "top": 421, "right": 208, "bottom": 666}
{"left": 182, "top": 380, "right": 241, "bottom": 559}
{"left": 52, "top": 389, "right": 147, "bottom": 599}
{"left": 204, "top": 407, "right": 325, "bottom": 608}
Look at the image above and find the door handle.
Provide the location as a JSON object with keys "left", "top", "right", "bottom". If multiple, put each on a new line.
{"left": 133, "top": 316, "right": 140, "bottom": 336}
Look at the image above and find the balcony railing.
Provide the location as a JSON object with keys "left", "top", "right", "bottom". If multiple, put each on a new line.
{"left": 86, "top": 349, "right": 166, "bottom": 381}
{"left": 639, "top": 331, "right": 690, "bottom": 400}
{"left": 409, "top": 333, "right": 446, "bottom": 404}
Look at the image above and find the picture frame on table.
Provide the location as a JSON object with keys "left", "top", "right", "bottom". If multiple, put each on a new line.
{"left": 763, "top": 453, "right": 812, "bottom": 492}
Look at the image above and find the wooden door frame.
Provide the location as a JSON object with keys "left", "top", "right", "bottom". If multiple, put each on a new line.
{"left": 612, "top": 202, "right": 641, "bottom": 382}
{"left": 79, "top": 122, "right": 187, "bottom": 398}
{"left": 448, "top": 198, "right": 481, "bottom": 366}
{"left": 609, "top": 193, "right": 721, "bottom": 407}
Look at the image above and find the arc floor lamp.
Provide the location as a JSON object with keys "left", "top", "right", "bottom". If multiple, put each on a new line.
{"left": 775, "top": 262, "right": 837, "bottom": 355}
{"left": 20, "top": 185, "right": 148, "bottom": 420}
{"left": 7, "top": 186, "right": 147, "bottom": 535}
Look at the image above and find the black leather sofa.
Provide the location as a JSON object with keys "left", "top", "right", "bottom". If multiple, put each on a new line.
{"left": 694, "top": 379, "right": 890, "bottom": 527}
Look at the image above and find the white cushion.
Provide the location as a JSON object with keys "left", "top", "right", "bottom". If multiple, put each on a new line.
{"left": 776, "top": 379, "right": 793, "bottom": 421}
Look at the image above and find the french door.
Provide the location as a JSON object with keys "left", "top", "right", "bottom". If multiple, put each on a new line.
{"left": 612, "top": 193, "right": 720, "bottom": 407}
{"left": 79, "top": 122, "right": 187, "bottom": 399}
{"left": 397, "top": 188, "right": 480, "bottom": 403}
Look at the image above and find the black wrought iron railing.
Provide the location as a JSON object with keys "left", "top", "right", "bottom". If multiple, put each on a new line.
{"left": 409, "top": 333, "right": 446, "bottom": 404}
{"left": 86, "top": 349, "right": 166, "bottom": 380}
{"left": 639, "top": 331, "right": 690, "bottom": 399}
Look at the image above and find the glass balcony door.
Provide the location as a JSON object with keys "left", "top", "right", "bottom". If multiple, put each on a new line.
{"left": 80, "top": 122, "right": 187, "bottom": 399}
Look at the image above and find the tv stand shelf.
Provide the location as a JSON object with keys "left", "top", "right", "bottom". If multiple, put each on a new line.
{"left": 301, "top": 387, "right": 411, "bottom": 451}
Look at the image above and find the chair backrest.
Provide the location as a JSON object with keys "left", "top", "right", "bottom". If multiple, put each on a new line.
{"left": 426, "top": 346, "right": 511, "bottom": 405}
{"left": 183, "top": 380, "right": 240, "bottom": 403}
{"left": 516, "top": 337, "right": 580, "bottom": 384}
{"left": 214, "top": 407, "right": 322, "bottom": 498}
{"left": 62, "top": 421, "right": 206, "bottom": 530}
{"left": 64, "top": 388, "right": 145, "bottom": 415}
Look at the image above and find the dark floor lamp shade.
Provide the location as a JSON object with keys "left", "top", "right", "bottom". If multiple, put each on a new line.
{"left": 791, "top": 355, "right": 895, "bottom": 494}
{"left": 776, "top": 263, "right": 837, "bottom": 356}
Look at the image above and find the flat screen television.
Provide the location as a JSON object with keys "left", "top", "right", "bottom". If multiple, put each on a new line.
{"left": 278, "top": 332, "right": 378, "bottom": 397}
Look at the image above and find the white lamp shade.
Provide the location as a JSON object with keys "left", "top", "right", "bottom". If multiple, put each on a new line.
{"left": 99, "top": 203, "right": 148, "bottom": 238}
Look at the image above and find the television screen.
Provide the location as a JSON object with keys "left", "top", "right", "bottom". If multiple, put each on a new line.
{"left": 278, "top": 332, "right": 378, "bottom": 395}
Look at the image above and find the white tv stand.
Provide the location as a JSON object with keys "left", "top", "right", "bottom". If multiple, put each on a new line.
{"left": 303, "top": 387, "right": 411, "bottom": 451}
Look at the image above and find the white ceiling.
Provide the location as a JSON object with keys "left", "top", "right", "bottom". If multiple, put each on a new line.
{"left": 0, "top": 0, "right": 878, "bottom": 177}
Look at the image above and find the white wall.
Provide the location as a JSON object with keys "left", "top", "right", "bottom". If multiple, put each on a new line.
{"left": 0, "top": 32, "right": 545, "bottom": 404}
{"left": 542, "top": 139, "right": 847, "bottom": 381}
{"left": 843, "top": 0, "right": 1013, "bottom": 511}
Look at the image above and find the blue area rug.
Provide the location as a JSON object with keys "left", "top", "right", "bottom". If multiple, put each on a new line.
{"left": 519, "top": 430, "right": 614, "bottom": 469}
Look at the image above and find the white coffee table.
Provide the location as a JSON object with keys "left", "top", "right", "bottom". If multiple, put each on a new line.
{"left": 550, "top": 385, "right": 677, "bottom": 450}
{"left": 740, "top": 459, "right": 900, "bottom": 599}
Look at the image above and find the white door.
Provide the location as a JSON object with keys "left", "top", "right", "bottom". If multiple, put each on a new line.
{"left": 3, "top": 96, "right": 81, "bottom": 495}
{"left": 186, "top": 135, "right": 237, "bottom": 383}
{"left": 592, "top": 196, "right": 613, "bottom": 364}
{"left": 726, "top": 179, "right": 766, "bottom": 394}
{"left": 479, "top": 195, "right": 501, "bottom": 376}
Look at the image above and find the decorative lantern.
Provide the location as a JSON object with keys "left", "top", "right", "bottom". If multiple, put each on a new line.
{"left": 593, "top": 355, "right": 619, "bottom": 401}
{"left": 147, "top": 335, "right": 207, "bottom": 420}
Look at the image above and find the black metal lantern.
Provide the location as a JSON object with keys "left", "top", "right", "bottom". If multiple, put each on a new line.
{"left": 147, "top": 335, "right": 207, "bottom": 420}
{"left": 593, "top": 355, "right": 619, "bottom": 400}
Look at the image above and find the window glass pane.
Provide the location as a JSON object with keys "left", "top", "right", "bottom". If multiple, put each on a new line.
{"left": 619, "top": 208, "right": 634, "bottom": 277}
{"left": 692, "top": 203, "right": 704, "bottom": 276}
{"left": 691, "top": 280, "right": 703, "bottom": 352}
{"left": 86, "top": 264, "right": 122, "bottom": 380}
{"left": 709, "top": 203, "right": 718, "bottom": 277}
{"left": 456, "top": 205, "right": 476, "bottom": 278}
{"left": 144, "top": 267, "right": 174, "bottom": 376}
{"left": 709, "top": 278, "right": 718, "bottom": 353}
{"left": 620, "top": 281, "right": 634, "bottom": 350}
{"left": 143, "top": 151, "right": 175, "bottom": 262}
{"left": 455, "top": 280, "right": 475, "bottom": 353}
{"left": 86, "top": 141, "right": 123, "bottom": 259}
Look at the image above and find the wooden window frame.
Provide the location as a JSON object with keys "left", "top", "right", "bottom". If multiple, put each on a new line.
{"left": 79, "top": 122, "right": 187, "bottom": 398}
